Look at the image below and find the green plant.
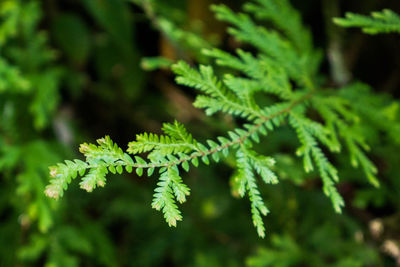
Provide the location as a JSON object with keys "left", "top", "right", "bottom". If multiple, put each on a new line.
{"left": 334, "top": 9, "right": 400, "bottom": 34}
{"left": 45, "top": 0, "right": 400, "bottom": 238}
{"left": 0, "top": 0, "right": 62, "bottom": 234}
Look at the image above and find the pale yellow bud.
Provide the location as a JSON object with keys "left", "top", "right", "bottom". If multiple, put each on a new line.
{"left": 81, "top": 182, "right": 93, "bottom": 192}
{"left": 79, "top": 143, "right": 90, "bottom": 153}
{"left": 49, "top": 166, "right": 58, "bottom": 178}
{"left": 45, "top": 187, "right": 59, "bottom": 199}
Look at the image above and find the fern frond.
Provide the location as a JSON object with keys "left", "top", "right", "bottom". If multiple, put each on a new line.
{"left": 204, "top": 49, "right": 292, "bottom": 100}
{"left": 45, "top": 136, "right": 134, "bottom": 199}
{"left": 311, "top": 146, "right": 344, "bottom": 213}
{"left": 211, "top": 5, "right": 297, "bottom": 73}
{"left": 128, "top": 132, "right": 196, "bottom": 155}
{"left": 211, "top": 4, "right": 319, "bottom": 87}
{"left": 172, "top": 61, "right": 262, "bottom": 119}
{"left": 162, "top": 120, "right": 195, "bottom": 144}
{"left": 151, "top": 166, "right": 189, "bottom": 227}
{"left": 289, "top": 111, "right": 344, "bottom": 212}
{"left": 167, "top": 166, "right": 190, "bottom": 203}
{"left": 235, "top": 148, "right": 269, "bottom": 238}
{"left": 212, "top": 4, "right": 292, "bottom": 59}
{"left": 45, "top": 160, "right": 88, "bottom": 199}
{"left": 44, "top": 0, "right": 399, "bottom": 238}
{"left": 129, "top": 121, "right": 198, "bottom": 155}
{"left": 312, "top": 94, "right": 380, "bottom": 187}
{"left": 79, "top": 166, "right": 108, "bottom": 192}
{"left": 334, "top": 9, "right": 400, "bottom": 34}
{"left": 340, "top": 123, "right": 379, "bottom": 187}
{"left": 244, "top": 0, "right": 313, "bottom": 53}
{"left": 243, "top": 149, "right": 278, "bottom": 185}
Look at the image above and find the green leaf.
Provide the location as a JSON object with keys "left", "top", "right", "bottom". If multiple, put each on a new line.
{"left": 116, "top": 165, "right": 123, "bottom": 174}
{"left": 136, "top": 168, "right": 143, "bottom": 177}
{"left": 192, "top": 157, "right": 199, "bottom": 167}
{"left": 125, "top": 165, "right": 133, "bottom": 173}
{"left": 147, "top": 167, "right": 155, "bottom": 177}
{"left": 108, "top": 165, "right": 116, "bottom": 174}
{"left": 182, "top": 161, "right": 190, "bottom": 172}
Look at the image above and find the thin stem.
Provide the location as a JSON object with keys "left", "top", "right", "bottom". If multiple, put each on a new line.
{"left": 109, "top": 92, "right": 313, "bottom": 170}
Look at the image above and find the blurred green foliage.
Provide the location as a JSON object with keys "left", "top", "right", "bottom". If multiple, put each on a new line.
{"left": 0, "top": 0, "right": 400, "bottom": 266}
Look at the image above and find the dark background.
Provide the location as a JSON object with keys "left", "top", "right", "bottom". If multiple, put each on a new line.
{"left": 0, "top": 0, "right": 400, "bottom": 266}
